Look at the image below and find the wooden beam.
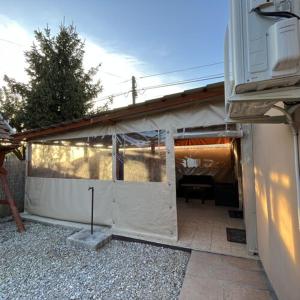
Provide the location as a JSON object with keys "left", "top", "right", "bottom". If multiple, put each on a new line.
{"left": 0, "top": 168, "right": 25, "bottom": 232}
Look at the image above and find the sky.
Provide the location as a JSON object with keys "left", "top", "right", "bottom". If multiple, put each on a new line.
{"left": 0, "top": 0, "right": 228, "bottom": 109}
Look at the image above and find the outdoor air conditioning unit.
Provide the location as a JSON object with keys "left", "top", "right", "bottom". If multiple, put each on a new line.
{"left": 225, "top": 0, "right": 300, "bottom": 120}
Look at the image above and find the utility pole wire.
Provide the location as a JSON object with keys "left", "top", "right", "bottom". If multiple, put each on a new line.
{"left": 139, "top": 61, "right": 224, "bottom": 79}
{"left": 0, "top": 38, "right": 26, "bottom": 48}
{"left": 91, "top": 73, "right": 224, "bottom": 104}
{"left": 137, "top": 74, "right": 224, "bottom": 91}
{"left": 114, "top": 61, "right": 225, "bottom": 84}
{"left": 100, "top": 70, "right": 127, "bottom": 79}
{"left": 92, "top": 90, "right": 131, "bottom": 103}
{"left": 0, "top": 39, "right": 224, "bottom": 83}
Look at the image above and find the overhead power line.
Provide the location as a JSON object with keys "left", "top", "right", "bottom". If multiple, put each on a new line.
{"left": 0, "top": 38, "right": 25, "bottom": 48}
{"left": 118, "top": 61, "right": 224, "bottom": 84}
{"left": 0, "top": 37, "right": 224, "bottom": 83}
{"left": 138, "top": 73, "right": 224, "bottom": 91}
{"left": 92, "top": 90, "right": 131, "bottom": 104}
{"left": 118, "top": 78, "right": 133, "bottom": 84}
{"left": 0, "top": 36, "right": 224, "bottom": 104}
{"left": 139, "top": 61, "right": 224, "bottom": 79}
{"left": 92, "top": 73, "right": 224, "bottom": 104}
{"left": 100, "top": 70, "right": 127, "bottom": 79}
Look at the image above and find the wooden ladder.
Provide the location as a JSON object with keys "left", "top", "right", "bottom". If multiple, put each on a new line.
{"left": 0, "top": 153, "right": 25, "bottom": 232}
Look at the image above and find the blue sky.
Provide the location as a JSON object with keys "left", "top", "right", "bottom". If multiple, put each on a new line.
{"left": 0, "top": 0, "right": 228, "bottom": 107}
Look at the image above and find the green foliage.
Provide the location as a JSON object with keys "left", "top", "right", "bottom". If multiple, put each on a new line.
{"left": 0, "top": 76, "right": 25, "bottom": 131}
{"left": 0, "top": 24, "right": 105, "bottom": 131}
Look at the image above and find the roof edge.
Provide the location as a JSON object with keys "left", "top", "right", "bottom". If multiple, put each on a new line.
{"left": 14, "top": 82, "right": 224, "bottom": 141}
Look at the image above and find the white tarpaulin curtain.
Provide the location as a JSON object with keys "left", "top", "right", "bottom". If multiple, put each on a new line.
{"left": 25, "top": 101, "right": 226, "bottom": 241}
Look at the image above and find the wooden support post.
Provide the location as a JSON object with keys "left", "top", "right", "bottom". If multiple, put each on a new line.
{"left": 0, "top": 153, "right": 25, "bottom": 233}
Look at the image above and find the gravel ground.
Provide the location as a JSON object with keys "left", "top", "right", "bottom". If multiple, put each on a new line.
{"left": 0, "top": 220, "right": 190, "bottom": 300}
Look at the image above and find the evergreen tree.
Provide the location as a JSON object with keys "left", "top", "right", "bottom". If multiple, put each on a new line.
{"left": 0, "top": 76, "right": 25, "bottom": 131}
{"left": 1, "top": 24, "right": 103, "bottom": 130}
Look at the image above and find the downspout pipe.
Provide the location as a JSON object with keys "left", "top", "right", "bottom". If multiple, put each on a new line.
{"left": 272, "top": 105, "right": 300, "bottom": 229}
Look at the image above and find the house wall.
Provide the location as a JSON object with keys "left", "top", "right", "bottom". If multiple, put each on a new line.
{"left": 253, "top": 123, "right": 300, "bottom": 300}
{"left": 25, "top": 100, "right": 225, "bottom": 242}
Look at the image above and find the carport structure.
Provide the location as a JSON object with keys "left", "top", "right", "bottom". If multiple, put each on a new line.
{"left": 14, "top": 82, "right": 257, "bottom": 257}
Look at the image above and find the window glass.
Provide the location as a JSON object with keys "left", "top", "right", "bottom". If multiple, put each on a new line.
{"left": 116, "top": 130, "right": 166, "bottom": 182}
{"left": 29, "top": 135, "right": 112, "bottom": 180}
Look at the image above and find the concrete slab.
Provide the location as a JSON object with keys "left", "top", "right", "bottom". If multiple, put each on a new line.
{"left": 21, "top": 212, "right": 111, "bottom": 232}
{"left": 67, "top": 229, "right": 112, "bottom": 250}
{"left": 179, "top": 250, "right": 276, "bottom": 300}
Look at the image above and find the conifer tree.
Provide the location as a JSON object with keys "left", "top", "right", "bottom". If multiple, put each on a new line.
{"left": 1, "top": 24, "right": 103, "bottom": 130}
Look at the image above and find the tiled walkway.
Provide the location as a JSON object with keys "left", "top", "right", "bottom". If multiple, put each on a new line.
{"left": 177, "top": 199, "right": 251, "bottom": 258}
{"left": 180, "top": 251, "right": 275, "bottom": 300}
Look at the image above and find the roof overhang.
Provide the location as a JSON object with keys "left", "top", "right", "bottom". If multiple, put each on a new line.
{"left": 13, "top": 82, "right": 225, "bottom": 141}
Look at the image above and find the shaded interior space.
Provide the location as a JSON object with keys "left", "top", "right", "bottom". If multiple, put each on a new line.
{"left": 175, "top": 135, "right": 250, "bottom": 258}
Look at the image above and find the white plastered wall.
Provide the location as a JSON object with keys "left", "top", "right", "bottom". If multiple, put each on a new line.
{"left": 253, "top": 123, "right": 300, "bottom": 300}
{"left": 25, "top": 101, "right": 225, "bottom": 242}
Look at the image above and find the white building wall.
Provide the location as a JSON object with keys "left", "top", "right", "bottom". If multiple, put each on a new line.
{"left": 253, "top": 123, "right": 300, "bottom": 300}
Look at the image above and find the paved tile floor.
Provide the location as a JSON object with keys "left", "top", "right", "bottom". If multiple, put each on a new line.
{"left": 180, "top": 251, "right": 275, "bottom": 300}
{"left": 177, "top": 199, "right": 252, "bottom": 258}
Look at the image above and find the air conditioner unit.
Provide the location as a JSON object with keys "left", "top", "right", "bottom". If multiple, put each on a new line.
{"left": 225, "top": 0, "right": 300, "bottom": 120}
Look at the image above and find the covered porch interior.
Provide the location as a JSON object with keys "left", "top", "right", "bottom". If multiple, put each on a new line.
{"left": 177, "top": 200, "right": 247, "bottom": 257}
{"left": 174, "top": 130, "right": 250, "bottom": 258}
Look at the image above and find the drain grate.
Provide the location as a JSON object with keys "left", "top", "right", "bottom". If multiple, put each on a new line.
{"left": 226, "top": 228, "right": 246, "bottom": 244}
{"left": 228, "top": 210, "right": 243, "bottom": 219}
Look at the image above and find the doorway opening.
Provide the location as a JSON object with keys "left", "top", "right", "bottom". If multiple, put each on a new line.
{"left": 175, "top": 130, "right": 248, "bottom": 257}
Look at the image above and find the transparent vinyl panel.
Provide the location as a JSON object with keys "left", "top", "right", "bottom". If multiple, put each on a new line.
{"left": 175, "top": 138, "right": 235, "bottom": 183}
{"left": 116, "top": 130, "right": 167, "bottom": 182}
{"left": 28, "top": 136, "right": 113, "bottom": 180}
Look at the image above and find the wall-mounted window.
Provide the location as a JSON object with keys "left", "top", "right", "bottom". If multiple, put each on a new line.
{"left": 116, "top": 130, "right": 166, "bottom": 182}
{"left": 28, "top": 135, "right": 112, "bottom": 180}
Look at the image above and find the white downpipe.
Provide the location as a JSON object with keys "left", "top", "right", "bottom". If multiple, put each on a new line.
{"left": 293, "top": 130, "right": 300, "bottom": 229}
{"left": 272, "top": 105, "right": 300, "bottom": 229}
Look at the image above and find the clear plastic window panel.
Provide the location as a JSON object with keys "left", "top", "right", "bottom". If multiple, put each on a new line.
{"left": 175, "top": 139, "right": 235, "bottom": 183}
{"left": 116, "top": 130, "right": 167, "bottom": 182}
{"left": 28, "top": 135, "right": 113, "bottom": 180}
